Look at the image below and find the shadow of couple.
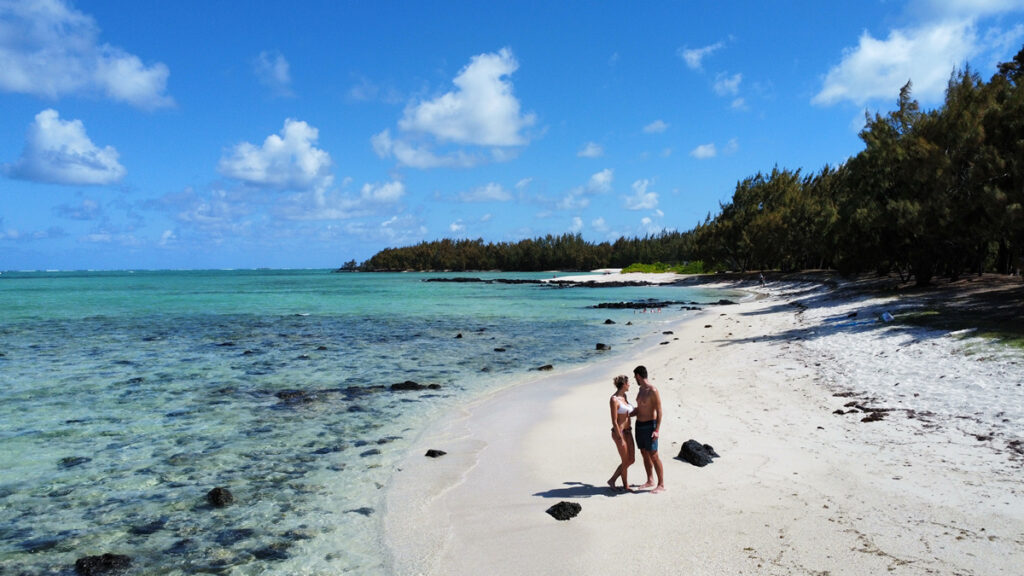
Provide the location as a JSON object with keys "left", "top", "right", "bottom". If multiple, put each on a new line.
{"left": 533, "top": 481, "right": 626, "bottom": 499}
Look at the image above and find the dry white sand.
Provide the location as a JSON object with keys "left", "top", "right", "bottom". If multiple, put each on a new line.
{"left": 385, "top": 276, "right": 1024, "bottom": 575}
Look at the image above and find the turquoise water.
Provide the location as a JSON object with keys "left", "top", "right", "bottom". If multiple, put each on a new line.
{"left": 0, "top": 269, "right": 732, "bottom": 574}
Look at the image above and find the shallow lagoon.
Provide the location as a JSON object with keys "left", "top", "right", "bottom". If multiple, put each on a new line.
{"left": 0, "top": 270, "right": 733, "bottom": 574}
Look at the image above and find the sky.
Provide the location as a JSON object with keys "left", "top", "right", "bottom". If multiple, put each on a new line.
{"left": 2, "top": 1, "right": 1023, "bottom": 271}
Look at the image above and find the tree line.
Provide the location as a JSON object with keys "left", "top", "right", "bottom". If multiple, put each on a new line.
{"left": 348, "top": 232, "right": 698, "bottom": 273}
{"left": 352, "top": 47, "right": 1024, "bottom": 286}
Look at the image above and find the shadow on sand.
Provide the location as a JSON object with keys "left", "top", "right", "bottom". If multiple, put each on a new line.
{"left": 533, "top": 481, "right": 618, "bottom": 499}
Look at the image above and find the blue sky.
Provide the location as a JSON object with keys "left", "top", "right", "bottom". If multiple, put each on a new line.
{"left": 2, "top": 0, "right": 1023, "bottom": 270}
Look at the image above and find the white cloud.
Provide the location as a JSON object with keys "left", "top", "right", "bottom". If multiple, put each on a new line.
{"left": 640, "top": 216, "right": 666, "bottom": 235}
{"left": 276, "top": 179, "right": 405, "bottom": 221}
{"left": 4, "top": 109, "right": 125, "bottom": 185}
{"left": 713, "top": 72, "right": 742, "bottom": 96}
{"left": 643, "top": 120, "right": 669, "bottom": 134}
{"left": 588, "top": 168, "right": 613, "bottom": 194}
{"left": 254, "top": 50, "right": 293, "bottom": 97}
{"left": 159, "top": 229, "right": 176, "bottom": 246}
{"left": 376, "top": 48, "right": 535, "bottom": 169}
{"left": 558, "top": 192, "right": 590, "bottom": 211}
{"left": 219, "top": 118, "right": 333, "bottom": 191}
{"left": 55, "top": 197, "right": 102, "bottom": 220}
{"left": 569, "top": 216, "right": 583, "bottom": 233}
{"left": 578, "top": 141, "right": 603, "bottom": 157}
{"left": 450, "top": 220, "right": 465, "bottom": 233}
{"left": 341, "top": 214, "right": 427, "bottom": 246}
{"left": 723, "top": 138, "right": 739, "bottom": 155}
{"left": 399, "top": 48, "right": 535, "bottom": 146}
{"left": 349, "top": 76, "right": 403, "bottom": 104}
{"left": 813, "top": 7, "right": 1024, "bottom": 107}
{"left": 0, "top": 0, "right": 173, "bottom": 109}
{"left": 172, "top": 188, "right": 251, "bottom": 230}
{"left": 690, "top": 143, "right": 717, "bottom": 159}
{"left": 731, "top": 97, "right": 748, "bottom": 110}
{"left": 912, "top": 0, "right": 1024, "bottom": 19}
{"left": 461, "top": 182, "right": 511, "bottom": 202}
{"left": 0, "top": 220, "right": 67, "bottom": 241}
{"left": 516, "top": 177, "right": 533, "bottom": 190}
{"left": 624, "top": 179, "right": 658, "bottom": 210}
{"left": 678, "top": 42, "right": 723, "bottom": 70}
{"left": 558, "top": 168, "right": 613, "bottom": 210}
{"left": 360, "top": 180, "right": 405, "bottom": 203}
{"left": 591, "top": 217, "right": 609, "bottom": 232}
{"left": 371, "top": 129, "right": 480, "bottom": 168}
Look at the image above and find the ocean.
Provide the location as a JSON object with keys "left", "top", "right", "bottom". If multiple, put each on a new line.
{"left": 0, "top": 269, "right": 734, "bottom": 575}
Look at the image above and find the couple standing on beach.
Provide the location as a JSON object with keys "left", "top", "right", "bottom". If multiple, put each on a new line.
{"left": 608, "top": 365, "right": 665, "bottom": 493}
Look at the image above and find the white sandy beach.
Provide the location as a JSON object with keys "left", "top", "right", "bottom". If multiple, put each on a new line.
{"left": 385, "top": 276, "right": 1024, "bottom": 575}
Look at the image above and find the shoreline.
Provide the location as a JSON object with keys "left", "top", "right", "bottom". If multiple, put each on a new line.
{"left": 384, "top": 275, "right": 1024, "bottom": 575}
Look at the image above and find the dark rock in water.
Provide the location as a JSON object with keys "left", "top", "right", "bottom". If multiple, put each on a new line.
{"left": 494, "top": 347, "right": 506, "bottom": 352}
{"left": 360, "top": 449, "right": 381, "bottom": 457}
{"left": 165, "top": 539, "right": 195, "bottom": 555}
{"left": 343, "top": 385, "right": 386, "bottom": 397}
{"left": 604, "top": 318, "right": 616, "bottom": 324}
{"left": 346, "top": 507, "right": 374, "bottom": 516}
{"left": 677, "top": 439, "right": 720, "bottom": 467}
{"left": 595, "top": 301, "right": 681, "bottom": 310}
{"left": 59, "top": 456, "right": 91, "bottom": 469}
{"left": 715, "top": 299, "right": 737, "bottom": 305}
{"left": 207, "top": 487, "right": 234, "bottom": 508}
{"left": 316, "top": 345, "right": 328, "bottom": 351}
{"left": 663, "top": 331, "right": 674, "bottom": 335}
{"left": 313, "top": 445, "right": 347, "bottom": 455}
{"left": 425, "top": 449, "right": 447, "bottom": 458}
{"left": 166, "top": 453, "right": 192, "bottom": 466}
{"left": 546, "top": 501, "right": 582, "bottom": 521}
{"left": 217, "top": 341, "right": 235, "bottom": 347}
{"left": 535, "top": 364, "right": 554, "bottom": 371}
{"left": 75, "top": 553, "right": 132, "bottom": 575}
{"left": 253, "top": 542, "right": 292, "bottom": 561}
{"left": 424, "top": 277, "right": 486, "bottom": 283}
{"left": 20, "top": 535, "right": 62, "bottom": 553}
{"left": 455, "top": 333, "right": 463, "bottom": 339}
{"left": 596, "top": 343, "right": 610, "bottom": 351}
{"left": 129, "top": 518, "right": 167, "bottom": 535}
{"left": 215, "top": 528, "right": 255, "bottom": 546}
{"left": 275, "top": 389, "right": 319, "bottom": 404}
{"left": 390, "top": 380, "right": 441, "bottom": 391}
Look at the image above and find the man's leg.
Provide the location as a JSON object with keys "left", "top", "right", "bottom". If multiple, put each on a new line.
{"left": 639, "top": 449, "right": 655, "bottom": 489}
{"left": 650, "top": 450, "right": 665, "bottom": 493}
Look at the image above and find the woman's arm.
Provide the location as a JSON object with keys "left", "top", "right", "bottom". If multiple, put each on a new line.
{"left": 610, "top": 397, "right": 624, "bottom": 440}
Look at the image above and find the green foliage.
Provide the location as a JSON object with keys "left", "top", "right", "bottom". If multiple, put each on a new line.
{"left": 360, "top": 232, "right": 700, "bottom": 272}
{"left": 621, "top": 261, "right": 704, "bottom": 274}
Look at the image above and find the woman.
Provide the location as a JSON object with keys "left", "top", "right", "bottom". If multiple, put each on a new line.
{"left": 607, "top": 374, "right": 636, "bottom": 492}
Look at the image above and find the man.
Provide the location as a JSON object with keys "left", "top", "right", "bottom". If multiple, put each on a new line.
{"left": 633, "top": 365, "right": 664, "bottom": 493}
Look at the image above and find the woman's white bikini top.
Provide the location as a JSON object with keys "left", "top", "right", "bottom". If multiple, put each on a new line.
{"left": 616, "top": 398, "right": 635, "bottom": 415}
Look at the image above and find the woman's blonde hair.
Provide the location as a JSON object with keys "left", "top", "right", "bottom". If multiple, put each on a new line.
{"left": 613, "top": 375, "right": 628, "bottom": 389}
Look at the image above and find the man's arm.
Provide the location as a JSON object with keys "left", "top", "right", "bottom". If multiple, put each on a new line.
{"left": 653, "top": 387, "right": 663, "bottom": 438}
